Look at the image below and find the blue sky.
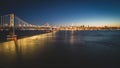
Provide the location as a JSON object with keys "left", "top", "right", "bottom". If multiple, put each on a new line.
{"left": 0, "top": 0, "right": 120, "bottom": 26}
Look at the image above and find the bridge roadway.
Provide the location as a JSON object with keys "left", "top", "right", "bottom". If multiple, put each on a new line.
{"left": 0, "top": 29, "right": 53, "bottom": 42}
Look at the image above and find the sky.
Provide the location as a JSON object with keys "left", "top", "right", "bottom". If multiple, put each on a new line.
{"left": 0, "top": 0, "right": 120, "bottom": 26}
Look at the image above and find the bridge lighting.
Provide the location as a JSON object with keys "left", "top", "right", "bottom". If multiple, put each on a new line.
{"left": 4, "top": 24, "right": 8, "bottom": 26}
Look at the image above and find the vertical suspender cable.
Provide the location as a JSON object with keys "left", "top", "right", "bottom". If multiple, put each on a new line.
{"left": 0, "top": 16, "right": 1, "bottom": 30}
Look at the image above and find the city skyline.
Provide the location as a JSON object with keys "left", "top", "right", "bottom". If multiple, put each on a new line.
{"left": 0, "top": 0, "right": 120, "bottom": 26}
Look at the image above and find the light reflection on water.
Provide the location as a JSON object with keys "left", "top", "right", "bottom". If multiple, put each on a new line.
{"left": 0, "top": 31, "right": 57, "bottom": 63}
{"left": 0, "top": 41, "right": 16, "bottom": 62}
{"left": 70, "top": 30, "right": 75, "bottom": 45}
{"left": 0, "top": 30, "right": 120, "bottom": 67}
{"left": 17, "top": 32, "right": 56, "bottom": 59}
{"left": 64, "top": 30, "right": 75, "bottom": 44}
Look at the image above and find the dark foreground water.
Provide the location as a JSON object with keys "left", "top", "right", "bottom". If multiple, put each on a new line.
{"left": 0, "top": 30, "right": 120, "bottom": 68}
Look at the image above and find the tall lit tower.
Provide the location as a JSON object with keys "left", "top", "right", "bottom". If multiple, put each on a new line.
{"left": 7, "top": 13, "right": 16, "bottom": 40}
{"left": 9, "top": 13, "right": 15, "bottom": 35}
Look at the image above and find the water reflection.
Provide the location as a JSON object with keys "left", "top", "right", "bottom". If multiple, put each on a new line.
{"left": 0, "top": 41, "right": 15, "bottom": 61}
{"left": 63, "top": 30, "right": 76, "bottom": 45}
{"left": 0, "top": 30, "right": 120, "bottom": 67}
{"left": 0, "top": 32, "right": 57, "bottom": 63}
{"left": 70, "top": 30, "right": 75, "bottom": 44}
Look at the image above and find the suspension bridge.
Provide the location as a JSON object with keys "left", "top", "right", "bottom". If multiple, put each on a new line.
{"left": 0, "top": 13, "right": 57, "bottom": 40}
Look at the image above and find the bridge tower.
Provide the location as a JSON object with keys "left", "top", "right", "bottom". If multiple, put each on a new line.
{"left": 9, "top": 13, "right": 15, "bottom": 35}
{"left": 7, "top": 13, "right": 17, "bottom": 40}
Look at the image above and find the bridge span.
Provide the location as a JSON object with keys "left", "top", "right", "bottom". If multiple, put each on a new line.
{"left": 0, "top": 13, "right": 57, "bottom": 40}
